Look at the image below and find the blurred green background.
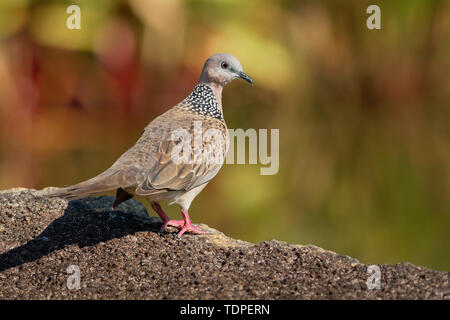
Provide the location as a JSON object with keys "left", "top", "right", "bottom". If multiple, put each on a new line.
{"left": 0, "top": 0, "right": 449, "bottom": 270}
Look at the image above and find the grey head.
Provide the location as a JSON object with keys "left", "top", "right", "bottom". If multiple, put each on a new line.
{"left": 199, "top": 53, "right": 253, "bottom": 87}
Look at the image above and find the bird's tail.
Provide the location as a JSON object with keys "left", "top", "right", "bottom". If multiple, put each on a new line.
{"left": 46, "top": 169, "right": 122, "bottom": 200}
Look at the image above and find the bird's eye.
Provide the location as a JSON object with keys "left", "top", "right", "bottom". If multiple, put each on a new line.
{"left": 221, "top": 62, "right": 229, "bottom": 69}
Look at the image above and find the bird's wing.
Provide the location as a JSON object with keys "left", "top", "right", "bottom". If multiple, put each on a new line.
{"left": 119, "top": 109, "right": 229, "bottom": 196}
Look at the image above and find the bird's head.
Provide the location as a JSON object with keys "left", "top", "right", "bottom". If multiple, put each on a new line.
{"left": 199, "top": 53, "right": 253, "bottom": 87}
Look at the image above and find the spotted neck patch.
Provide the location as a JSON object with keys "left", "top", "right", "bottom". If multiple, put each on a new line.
{"left": 182, "top": 84, "right": 223, "bottom": 120}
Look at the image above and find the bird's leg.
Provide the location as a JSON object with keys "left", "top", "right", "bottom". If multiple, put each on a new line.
{"left": 150, "top": 202, "right": 208, "bottom": 236}
{"left": 176, "top": 207, "right": 209, "bottom": 237}
{"left": 150, "top": 202, "right": 184, "bottom": 232}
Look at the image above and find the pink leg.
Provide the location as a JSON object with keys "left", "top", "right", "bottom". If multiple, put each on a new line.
{"left": 150, "top": 202, "right": 208, "bottom": 237}
{"left": 150, "top": 202, "right": 184, "bottom": 233}
{"left": 176, "top": 208, "right": 209, "bottom": 237}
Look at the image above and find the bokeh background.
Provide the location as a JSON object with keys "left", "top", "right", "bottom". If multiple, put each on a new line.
{"left": 0, "top": 0, "right": 449, "bottom": 270}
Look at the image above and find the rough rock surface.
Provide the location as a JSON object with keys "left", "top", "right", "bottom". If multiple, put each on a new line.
{"left": 0, "top": 189, "right": 448, "bottom": 299}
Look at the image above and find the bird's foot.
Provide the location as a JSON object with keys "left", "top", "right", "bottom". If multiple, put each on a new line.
{"left": 159, "top": 219, "right": 208, "bottom": 237}
{"left": 152, "top": 203, "right": 209, "bottom": 237}
{"left": 176, "top": 222, "right": 209, "bottom": 238}
{"left": 159, "top": 219, "right": 184, "bottom": 233}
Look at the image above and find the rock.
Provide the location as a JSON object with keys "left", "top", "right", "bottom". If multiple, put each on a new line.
{"left": 0, "top": 188, "right": 448, "bottom": 299}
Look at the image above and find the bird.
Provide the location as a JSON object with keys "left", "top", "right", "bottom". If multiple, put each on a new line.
{"left": 47, "top": 53, "right": 253, "bottom": 237}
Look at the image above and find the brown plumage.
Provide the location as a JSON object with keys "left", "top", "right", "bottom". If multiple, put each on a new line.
{"left": 48, "top": 53, "right": 253, "bottom": 237}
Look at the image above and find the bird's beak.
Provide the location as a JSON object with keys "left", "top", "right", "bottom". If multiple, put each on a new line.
{"left": 238, "top": 71, "right": 253, "bottom": 84}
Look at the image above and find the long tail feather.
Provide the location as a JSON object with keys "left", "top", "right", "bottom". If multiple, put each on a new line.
{"left": 46, "top": 169, "right": 122, "bottom": 200}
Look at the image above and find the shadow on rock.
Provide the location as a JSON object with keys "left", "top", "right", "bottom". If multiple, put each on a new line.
{"left": 0, "top": 196, "right": 161, "bottom": 272}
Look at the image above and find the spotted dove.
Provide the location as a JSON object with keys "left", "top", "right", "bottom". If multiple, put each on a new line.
{"left": 48, "top": 53, "right": 253, "bottom": 237}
